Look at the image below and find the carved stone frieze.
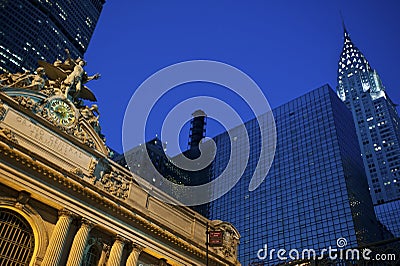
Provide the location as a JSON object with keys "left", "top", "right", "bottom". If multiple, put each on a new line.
{"left": 72, "top": 125, "right": 96, "bottom": 149}
{"left": 14, "top": 96, "right": 40, "bottom": 112}
{"left": 98, "top": 170, "right": 130, "bottom": 200}
{"left": 0, "top": 127, "right": 18, "bottom": 144}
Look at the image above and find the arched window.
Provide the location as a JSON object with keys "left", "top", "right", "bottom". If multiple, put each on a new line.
{"left": 82, "top": 238, "right": 102, "bottom": 266}
{"left": 0, "top": 209, "right": 35, "bottom": 265}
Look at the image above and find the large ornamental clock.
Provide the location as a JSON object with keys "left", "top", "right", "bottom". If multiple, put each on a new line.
{"left": 46, "top": 97, "right": 78, "bottom": 128}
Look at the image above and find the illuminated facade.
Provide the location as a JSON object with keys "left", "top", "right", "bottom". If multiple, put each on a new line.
{"left": 209, "top": 85, "right": 384, "bottom": 265}
{"left": 0, "top": 0, "right": 104, "bottom": 73}
{"left": 336, "top": 26, "right": 400, "bottom": 237}
{"left": 0, "top": 60, "right": 241, "bottom": 265}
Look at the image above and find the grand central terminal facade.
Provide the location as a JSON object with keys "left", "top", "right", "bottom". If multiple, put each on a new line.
{"left": 0, "top": 58, "right": 240, "bottom": 266}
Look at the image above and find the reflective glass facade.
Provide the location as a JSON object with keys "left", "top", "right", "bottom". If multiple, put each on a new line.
{"left": 374, "top": 200, "right": 400, "bottom": 239}
{"left": 0, "top": 0, "right": 104, "bottom": 73}
{"left": 209, "top": 85, "right": 383, "bottom": 265}
{"left": 336, "top": 28, "right": 400, "bottom": 237}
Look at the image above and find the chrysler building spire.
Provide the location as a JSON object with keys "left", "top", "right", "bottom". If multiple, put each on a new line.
{"left": 335, "top": 22, "right": 400, "bottom": 237}
{"left": 336, "top": 24, "right": 387, "bottom": 101}
{"left": 338, "top": 25, "right": 372, "bottom": 77}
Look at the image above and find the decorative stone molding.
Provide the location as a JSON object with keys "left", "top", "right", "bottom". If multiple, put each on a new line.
{"left": 0, "top": 127, "right": 18, "bottom": 144}
{"left": 211, "top": 221, "right": 241, "bottom": 262}
{"left": 14, "top": 96, "right": 39, "bottom": 112}
{"left": 81, "top": 217, "right": 96, "bottom": 228}
{"left": 70, "top": 167, "right": 84, "bottom": 177}
{"left": 15, "top": 190, "right": 31, "bottom": 209}
{"left": 72, "top": 124, "right": 97, "bottom": 149}
{"left": 131, "top": 243, "right": 145, "bottom": 253}
{"left": 0, "top": 100, "right": 7, "bottom": 120}
{"left": 114, "top": 234, "right": 130, "bottom": 244}
{"left": 88, "top": 159, "right": 97, "bottom": 175}
{"left": 58, "top": 209, "right": 78, "bottom": 219}
{"left": 97, "top": 169, "right": 130, "bottom": 200}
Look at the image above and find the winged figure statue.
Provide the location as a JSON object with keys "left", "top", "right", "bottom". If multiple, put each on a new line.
{"left": 38, "top": 50, "right": 100, "bottom": 101}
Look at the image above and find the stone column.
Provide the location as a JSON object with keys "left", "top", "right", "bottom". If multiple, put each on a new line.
{"left": 106, "top": 236, "right": 127, "bottom": 266}
{"left": 126, "top": 243, "right": 144, "bottom": 266}
{"left": 66, "top": 218, "right": 95, "bottom": 266}
{"left": 41, "top": 210, "right": 75, "bottom": 266}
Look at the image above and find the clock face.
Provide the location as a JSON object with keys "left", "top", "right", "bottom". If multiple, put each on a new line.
{"left": 48, "top": 98, "right": 76, "bottom": 127}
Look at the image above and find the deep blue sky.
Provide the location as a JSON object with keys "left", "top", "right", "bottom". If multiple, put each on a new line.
{"left": 84, "top": 1, "right": 400, "bottom": 154}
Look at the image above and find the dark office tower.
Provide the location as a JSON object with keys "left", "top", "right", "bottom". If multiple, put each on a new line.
{"left": 187, "top": 109, "right": 207, "bottom": 158}
{"left": 182, "top": 110, "right": 210, "bottom": 217}
{"left": 0, "top": 0, "right": 105, "bottom": 73}
{"left": 209, "top": 85, "right": 384, "bottom": 265}
{"left": 336, "top": 25, "right": 400, "bottom": 237}
{"left": 114, "top": 137, "right": 191, "bottom": 187}
{"left": 115, "top": 112, "right": 211, "bottom": 217}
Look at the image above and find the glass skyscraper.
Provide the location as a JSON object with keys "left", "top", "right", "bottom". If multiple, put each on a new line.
{"left": 0, "top": 0, "right": 105, "bottom": 73}
{"left": 209, "top": 85, "right": 384, "bottom": 265}
{"left": 336, "top": 26, "right": 400, "bottom": 237}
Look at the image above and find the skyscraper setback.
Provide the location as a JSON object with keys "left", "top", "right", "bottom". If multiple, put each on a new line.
{"left": 0, "top": 0, "right": 105, "bottom": 73}
{"left": 336, "top": 25, "right": 400, "bottom": 236}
